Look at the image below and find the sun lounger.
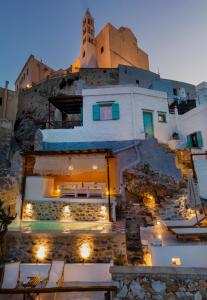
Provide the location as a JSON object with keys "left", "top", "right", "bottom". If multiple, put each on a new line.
{"left": 1, "top": 262, "right": 20, "bottom": 289}
{"left": 163, "top": 214, "right": 206, "bottom": 229}
{"left": 38, "top": 260, "right": 65, "bottom": 300}
{"left": 171, "top": 227, "right": 207, "bottom": 238}
{"left": 0, "top": 262, "right": 23, "bottom": 300}
{"left": 46, "top": 260, "right": 65, "bottom": 288}
{"left": 58, "top": 263, "right": 113, "bottom": 300}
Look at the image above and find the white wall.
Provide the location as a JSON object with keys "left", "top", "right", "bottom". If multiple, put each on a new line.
{"left": 42, "top": 85, "right": 171, "bottom": 144}
{"left": 150, "top": 245, "right": 207, "bottom": 268}
{"left": 25, "top": 176, "right": 54, "bottom": 200}
{"left": 174, "top": 103, "right": 207, "bottom": 151}
{"left": 194, "top": 159, "right": 207, "bottom": 199}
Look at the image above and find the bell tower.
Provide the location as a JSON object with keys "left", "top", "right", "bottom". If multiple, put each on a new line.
{"left": 80, "top": 9, "right": 97, "bottom": 68}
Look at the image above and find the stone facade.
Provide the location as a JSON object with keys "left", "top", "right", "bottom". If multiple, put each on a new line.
{"left": 0, "top": 177, "right": 19, "bottom": 215}
{"left": 111, "top": 266, "right": 207, "bottom": 299}
{"left": 22, "top": 200, "right": 109, "bottom": 221}
{"left": 4, "top": 232, "right": 126, "bottom": 263}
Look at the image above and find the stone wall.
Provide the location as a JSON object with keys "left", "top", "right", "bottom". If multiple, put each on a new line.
{"left": 0, "top": 177, "right": 19, "bottom": 215}
{"left": 111, "top": 266, "right": 207, "bottom": 299}
{"left": 22, "top": 200, "right": 109, "bottom": 221}
{"left": 4, "top": 232, "right": 126, "bottom": 263}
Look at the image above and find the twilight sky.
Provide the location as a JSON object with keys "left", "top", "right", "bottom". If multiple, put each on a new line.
{"left": 0, "top": 0, "right": 207, "bottom": 89}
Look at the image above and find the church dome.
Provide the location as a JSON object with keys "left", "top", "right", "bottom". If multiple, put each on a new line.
{"left": 118, "top": 27, "right": 138, "bottom": 44}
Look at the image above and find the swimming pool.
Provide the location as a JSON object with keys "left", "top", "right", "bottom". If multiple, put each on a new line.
{"left": 9, "top": 220, "right": 111, "bottom": 233}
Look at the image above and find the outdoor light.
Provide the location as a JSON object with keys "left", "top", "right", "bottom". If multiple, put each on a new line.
{"left": 106, "top": 190, "right": 109, "bottom": 196}
{"left": 92, "top": 164, "right": 98, "bottom": 170}
{"left": 100, "top": 205, "right": 107, "bottom": 217}
{"left": 156, "top": 221, "right": 161, "bottom": 225}
{"left": 25, "top": 203, "right": 33, "bottom": 217}
{"left": 36, "top": 245, "right": 46, "bottom": 260}
{"left": 63, "top": 205, "right": 70, "bottom": 214}
{"left": 157, "top": 234, "right": 162, "bottom": 240}
{"left": 171, "top": 258, "right": 181, "bottom": 266}
{"left": 80, "top": 243, "right": 90, "bottom": 259}
{"left": 68, "top": 165, "right": 74, "bottom": 171}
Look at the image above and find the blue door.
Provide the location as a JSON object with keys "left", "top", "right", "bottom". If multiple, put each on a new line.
{"left": 143, "top": 111, "right": 154, "bottom": 138}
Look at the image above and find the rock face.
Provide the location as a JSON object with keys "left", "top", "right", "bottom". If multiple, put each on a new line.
{"left": 112, "top": 266, "right": 207, "bottom": 300}
{"left": 124, "top": 163, "right": 180, "bottom": 203}
{"left": 0, "top": 177, "right": 19, "bottom": 215}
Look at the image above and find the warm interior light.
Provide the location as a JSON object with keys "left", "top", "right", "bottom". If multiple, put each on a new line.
{"left": 25, "top": 203, "right": 33, "bottom": 217}
{"left": 171, "top": 258, "right": 181, "bottom": 266}
{"left": 68, "top": 165, "right": 74, "bottom": 171}
{"left": 36, "top": 245, "right": 46, "bottom": 260}
{"left": 106, "top": 191, "right": 109, "bottom": 196}
{"left": 156, "top": 221, "right": 161, "bottom": 225}
{"left": 92, "top": 164, "right": 98, "bottom": 170}
{"left": 80, "top": 243, "right": 90, "bottom": 259}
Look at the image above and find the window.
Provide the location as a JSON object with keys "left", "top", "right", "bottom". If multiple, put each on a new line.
{"left": 82, "top": 51, "right": 85, "bottom": 58}
{"left": 187, "top": 131, "right": 203, "bottom": 148}
{"left": 173, "top": 88, "right": 177, "bottom": 96}
{"left": 100, "top": 46, "right": 104, "bottom": 54}
{"left": 0, "top": 97, "right": 2, "bottom": 106}
{"left": 93, "top": 103, "right": 120, "bottom": 121}
{"left": 100, "top": 105, "right": 112, "bottom": 120}
{"left": 158, "top": 112, "right": 167, "bottom": 123}
{"left": 136, "top": 80, "right": 139, "bottom": 85}
{"left": 171, "top": 258, "right": 181, "bottom": 266}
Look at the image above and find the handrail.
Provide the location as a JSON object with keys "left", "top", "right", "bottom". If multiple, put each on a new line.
{"left": 0, "top": 285, "right": 117, "bottom": 294}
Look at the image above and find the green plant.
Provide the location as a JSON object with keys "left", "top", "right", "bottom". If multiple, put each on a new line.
{"left": 0, "top": 200, "right": 16, "bottom": 260}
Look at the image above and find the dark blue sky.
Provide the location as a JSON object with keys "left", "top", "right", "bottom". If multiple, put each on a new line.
{"left": 1, "top": 0, "right": 207, "bottom": 89}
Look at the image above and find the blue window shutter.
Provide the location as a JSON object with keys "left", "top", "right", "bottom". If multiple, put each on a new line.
{"left": 80, "top": 107, "right": 83, "bottom": 123}
{"left": 186, "top": 135, "right": 192, "bottom": 147}
{"left": 196, "top": 131, "right": 203, "bottom": 148}
{"left": 93, "top": 104, "right": 100, "bottom": 121}
{"left": 112, "top": 103, "right": 120, "bottom": 120}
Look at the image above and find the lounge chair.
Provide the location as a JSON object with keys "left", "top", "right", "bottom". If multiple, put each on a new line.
{"left": 58, "top": 263, "right": 113, "bottom": 299}
{"left": 45, "top": 260, "right": 65, "bottom": 288}
{"left": 1, "top": 262, "right": 20, "bottom": 289}
{"left": 0, "top": 262, "right": 23, "bottom": 300}
{"left": 171, "top": 227, "right": 207, "bottom": 238}
{"left": 163, "top": 214, "right": 206, "bottom": 229}
{"left": 38, "top": 260, "right": 65, "bottom": 300}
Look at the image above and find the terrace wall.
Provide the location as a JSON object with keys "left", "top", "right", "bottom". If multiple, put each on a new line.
{"left": 111, "top": 266, "right": 207, "bottom": 299}
{"left": 4, "top": 232, "right": 126, "bottom": 263}
{"left": 22, "top": 200, "right": 109, "bottom": 221}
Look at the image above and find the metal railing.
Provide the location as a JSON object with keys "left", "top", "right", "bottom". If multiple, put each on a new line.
{"left": 49, "top": 120, "right": 83, "bottom": 129}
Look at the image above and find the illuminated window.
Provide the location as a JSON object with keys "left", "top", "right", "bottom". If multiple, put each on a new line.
{"left": 158, "top": 112, "right": 167, "bottom": 123}
{"left": 171, "top": 258, "right": 181, "bottom": 265}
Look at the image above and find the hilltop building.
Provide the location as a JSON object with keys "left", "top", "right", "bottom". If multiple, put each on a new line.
{"left": 72, "top": 9, "right": 149, "bottom": 71}
{"left": 15, "top": 54, "right": 55, "bottom": 91}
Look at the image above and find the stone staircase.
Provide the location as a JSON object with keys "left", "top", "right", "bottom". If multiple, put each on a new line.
{"left": 120, "top": 193, "right": 144, "bottom": 265}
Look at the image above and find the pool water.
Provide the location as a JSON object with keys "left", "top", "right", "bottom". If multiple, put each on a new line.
{"left": 9, "top": 220, "right": 111, "bottom": 233}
